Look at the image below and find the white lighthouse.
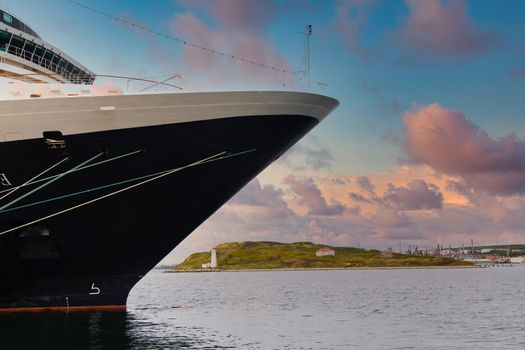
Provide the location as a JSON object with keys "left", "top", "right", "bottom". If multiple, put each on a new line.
{"left": 210, "top": 249, "right": 218, "bottom": 268}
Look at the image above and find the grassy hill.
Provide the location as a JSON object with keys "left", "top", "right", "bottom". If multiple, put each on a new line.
{"left": 173, "top": 241, "right": 472, "bottom": 270}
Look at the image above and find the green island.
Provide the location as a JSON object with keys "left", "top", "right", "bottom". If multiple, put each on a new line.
{"left": 171, "top": 241, "right": 473, "bottom": 271}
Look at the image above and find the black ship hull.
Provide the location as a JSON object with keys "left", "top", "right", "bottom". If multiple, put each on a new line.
{"left": 0, "top": 114, "right": 317, "bottom": 311}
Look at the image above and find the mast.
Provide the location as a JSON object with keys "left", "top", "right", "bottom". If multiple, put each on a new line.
{"left": 306, "top": 24, "right": 312, "bottom": 89}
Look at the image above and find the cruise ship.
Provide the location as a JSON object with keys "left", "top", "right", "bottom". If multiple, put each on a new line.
{"left": 0, "top": 9, "right": 338, "bottom": 311}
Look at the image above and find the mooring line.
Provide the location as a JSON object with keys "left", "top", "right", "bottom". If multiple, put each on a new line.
{"left": 0, "top": 148, "right": 255, "bottom": 237}
{"left": 0, "top": 156, "right": 70, "bottom": 203}
{"left": 0, "top": 149, "right": 143, "bottom": 195}
{"left": 0, "top": 153, "right": 103, "bottom": 211}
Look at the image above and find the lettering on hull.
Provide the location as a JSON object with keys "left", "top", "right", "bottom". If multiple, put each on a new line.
{"left": 0, "top": 173, "right": 11, "bottom": 186}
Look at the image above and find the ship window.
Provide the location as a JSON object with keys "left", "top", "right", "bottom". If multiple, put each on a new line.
{"left": 33, "top": 45, "right": 44, "bottom": 64}
{"left": 0, "top": 30, "right": 10, "bottom": 51}
{"left": 44, "top": 50, "right": 53, "bottom": 65}
{"left": 10, "top": 35, "right": 23, "bottom": 48}
{"left": 52, "top": 55, "right": 60, "bottom": 69}
{"left": 3, "top": 13, "right": 13, "bottom": 24}
{"left": 23, "top": 42, "right": 35, "bottom": 60}
{"left": 8, "top": 35, "right": 24, "bottom": 56}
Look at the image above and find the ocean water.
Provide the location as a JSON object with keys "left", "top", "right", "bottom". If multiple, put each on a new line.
{"left": 2, "top": 266, "right": 525, "bottom": 349}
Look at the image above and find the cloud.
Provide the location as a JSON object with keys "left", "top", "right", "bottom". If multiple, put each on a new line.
{"left": 331, "top": 178, "right": 347, "bottom": 186}
{"left": 358, "top": 78, "right": 401, "bottom": 116}
{"left": 330, "top": 0, "right": 379, "bottom": 61}
{"left": 228, "top": 178, "right": 293, "bottom": 219}
{"left": 509, "top": 67, "right": 525, "bottom": 80}
{"left": 395, "top": 0, "right": 500, "bottom": 58}
{"left": 170, "top": 0, "right": 295, "bottom": 88}
{"left": 356, "top": 176, "right": 376, "bottom": 195}
{"left": 177, "top": 0, "right": 277, "bottom": 34}
{"left": 382, "top": 129, "right": 402, "bottom": 145}
{"left": 111, "top": 11, "right": 183, "bottom": 85}
{"left": 384, "top": 179, "right": 443, "bottom": 210}
{"left": 349, "top": 192, "right": 372, "bottom": 203}
{"left": 372, "top": 207, "right": 424, "bottom": 240}
{"left": 445, "top": 180, "right": 471, "bottom": 198}
{"left": 278, "top": 134, "right": 333, "bottom": 171}
{"left": 165, "top": 169, "right": 525, "bottom": 263}
{"left": 350, "top": 176, "right": 444, "bottom": 210}
{"left": 403, "top": 103, "right": 525, "bottom": 195}
{"left": 283, "top": 175, "right": 347, "bottom": 216}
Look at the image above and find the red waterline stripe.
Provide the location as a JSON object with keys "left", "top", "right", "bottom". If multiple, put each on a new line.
{"left": 0, "top": 305, "right": 126, "bottom": 313}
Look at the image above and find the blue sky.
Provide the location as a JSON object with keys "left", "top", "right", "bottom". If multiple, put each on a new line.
{"left": 6, "top": 1, "right": 525, "bottom": 262}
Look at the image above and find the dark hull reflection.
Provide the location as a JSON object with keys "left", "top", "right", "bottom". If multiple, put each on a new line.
{"left": 0, "top": 311, "right": 233, "bottom": 350}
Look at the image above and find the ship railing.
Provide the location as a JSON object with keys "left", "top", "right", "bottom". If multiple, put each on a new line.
{"left": 1, "top": 44, "right": 94, "bottom": 84}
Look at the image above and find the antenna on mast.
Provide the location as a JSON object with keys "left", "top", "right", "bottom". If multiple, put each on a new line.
{"left": 306, "top": 24, "right": 312, "bottom": 89}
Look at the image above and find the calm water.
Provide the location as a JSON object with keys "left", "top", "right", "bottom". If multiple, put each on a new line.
{"left": 2, "top": 266, "right": 525, "bottom": 349}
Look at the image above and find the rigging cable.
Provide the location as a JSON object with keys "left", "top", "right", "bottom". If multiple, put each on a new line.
{"left": 0, "top": 152, "right": 103, "bottom": 211}
{"left": 0, "top": 148, "right": 255, "bottom": 236}
{"left": 64, "top": 0, "right": 296, "bottom": 76}
{"left": 0, "top": 156, "right": 70, "bottom": 203}
{"left": 0, "top": 148, "right": 256, "bottom": 215}
{"left": 0, "top": 149, "right": 143, "bottom": 196}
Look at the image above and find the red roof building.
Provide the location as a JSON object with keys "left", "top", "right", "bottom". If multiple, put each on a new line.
{"left": 316, "top": 247, "right": 335, "bottom": 257}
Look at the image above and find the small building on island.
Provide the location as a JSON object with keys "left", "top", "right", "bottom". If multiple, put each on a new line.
{"left": 316, "top": 247, "right": 335, "bottom": 257}
{"left": 381, "top": 248, "right": 394, "bottom": 258}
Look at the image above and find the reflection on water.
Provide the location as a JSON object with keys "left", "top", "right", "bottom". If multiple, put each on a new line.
{"left": 0, "top": 310, "right": 232, "bottom": 350}
{"left": 0, "top": 311, "right": 129, "bottom": 350}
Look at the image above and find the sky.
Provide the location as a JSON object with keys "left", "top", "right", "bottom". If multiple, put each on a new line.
{"left": 5, "top": 0, "right": 525, "bottom": 263}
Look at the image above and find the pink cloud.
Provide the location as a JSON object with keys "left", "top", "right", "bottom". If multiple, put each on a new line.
{"left": 170, "top": 12, "right": 228, "bottom": 79}
{"left": 349, "top": 192, "right": 372, "bottom": 204}
{"left": 372, "top": 207, "right": 424, "bottom": 240}
{"left": 164, "top": 169, "right": 525, "bottom": 263}
{"left": 356, "top": 175, "right": 376, "bottom": 195}
{"left": 384, "top": 179, "right": 443, "bottom": 210}
{"left": 180, "top": 0, "right": 277, "bottom": 35}
{"left": 403, "top": 103, "right": 525, "bottom": 195}
{"left": 284, "top": 175, "right": 347, "bottom": 216}
{"left": 170, "top": 1, "right": 295, "bottom": 88}
{"left": 228, "top": 178, "right": 293, "bottom": 219}
{"left": 349, "top": 176, "right": 443, "bottom": 210}
{"left": 397, "top": 0, "right": 500, "bottom": 57}
{"left": 330, "top": 0, "right": 379, "bottom": 60}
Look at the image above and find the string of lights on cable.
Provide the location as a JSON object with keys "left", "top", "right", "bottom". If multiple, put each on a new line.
{"left": 64, "top": 0, "right": 297, "bottom": 76}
